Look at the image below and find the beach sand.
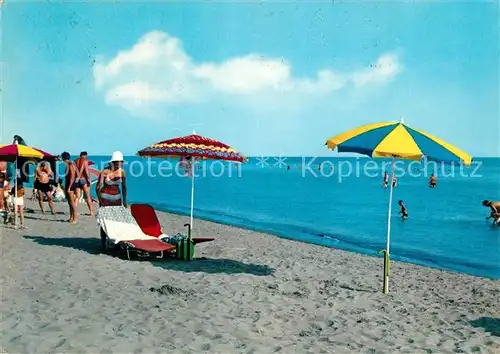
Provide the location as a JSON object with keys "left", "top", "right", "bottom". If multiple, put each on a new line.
{"left": 1, "top": 192, "right": 499, "bottom": 353}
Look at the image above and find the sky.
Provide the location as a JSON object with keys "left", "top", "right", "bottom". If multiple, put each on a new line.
{"left": 1, "top": 1, "right": 499, "bottom": 157}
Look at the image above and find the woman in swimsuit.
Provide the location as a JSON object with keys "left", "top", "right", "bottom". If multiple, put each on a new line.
{"left": 96, "top": 151, "right": 127, "bottom": 208}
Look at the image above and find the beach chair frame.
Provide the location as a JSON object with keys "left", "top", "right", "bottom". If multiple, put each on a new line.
{"left": 100, "top": 227, "right": 174, "bottom": 260}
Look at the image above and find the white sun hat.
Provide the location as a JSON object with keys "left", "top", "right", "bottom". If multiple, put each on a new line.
{"left": 110, "top": 151, "right": 124, "bottom": 162}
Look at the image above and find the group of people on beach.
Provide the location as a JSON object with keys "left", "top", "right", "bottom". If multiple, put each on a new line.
{"left": 0, "top": 150, "right": 128, "bottom": 227}
{"left": 56, "top": 151, "right": 127, "bottom": 224}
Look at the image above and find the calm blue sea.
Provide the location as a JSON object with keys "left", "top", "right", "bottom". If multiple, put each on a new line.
{"left": 64, "top": 156, "right": 500, "bottom": 279}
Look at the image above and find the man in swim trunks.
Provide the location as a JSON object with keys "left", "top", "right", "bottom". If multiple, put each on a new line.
{"left": 398, "top": 200, "right": 408, "bottom": 220}
{"left": 34, "top": 162, "right": 56, "bottom": 215}
{"left": 483, "top": 200, "right": 500, "bottom": 224}
{"left": 429, "top": 173, "right": 437, "bottom": 188}
{"left": 74, "top": 151, "right": 94, "bottom": 216}
{"left": 62, "top": 152, "right": 78, "bottom": 223}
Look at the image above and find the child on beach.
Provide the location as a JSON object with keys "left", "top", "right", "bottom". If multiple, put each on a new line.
{"left": 398, "top": 200, "right": 408, "bottom": 220}
{"left": 11, "top": 179, "right": 25, "bottom": 227}
{"left": 3, "top": 179, "right": 10, "bottom": 214}
{"left": 53, "top": 178, "right": 65, "bottom": 202}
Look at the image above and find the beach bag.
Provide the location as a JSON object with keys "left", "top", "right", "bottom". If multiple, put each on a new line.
{"left": 162, "top": 233, "right": 194, "bottom": 261}
{"left": 176, "top": 238, "right": 195, "bottom": 261}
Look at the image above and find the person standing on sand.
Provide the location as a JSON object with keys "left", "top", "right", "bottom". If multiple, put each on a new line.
{"left": 34, "top": 162, "right": 56, "bottom": 215}
{"left": 96, "top": 151, "right": 127, "bottom": 208}
{"left": 483, "top": 200, "right": 500, "bottom": 224}
{"left": 74, "top": 151, "right": 94, "bottom": 216}
{"left": 0, "top": 161, "right": 7, "bottom": 212}
{"left": 61, "top": 152, "right": 78, "bottom": 224}
{"left": 11, "top": 178, "right": 25, "bottom": 228}
{"left": 3, "top": 179, "right": 10, "bottom": 214}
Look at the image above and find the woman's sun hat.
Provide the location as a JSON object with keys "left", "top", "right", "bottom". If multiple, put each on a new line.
{"left": 111, "top": 151, "right": 124, "bottom": 162}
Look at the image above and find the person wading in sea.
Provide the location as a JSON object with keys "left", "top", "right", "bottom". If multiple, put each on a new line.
{"left": 483, "top": 200, "right": 500, "bottom": 225}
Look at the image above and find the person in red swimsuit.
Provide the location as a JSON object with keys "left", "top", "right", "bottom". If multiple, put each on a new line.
{"left": 96, "top": 151, "right": 127, "bottom": 208}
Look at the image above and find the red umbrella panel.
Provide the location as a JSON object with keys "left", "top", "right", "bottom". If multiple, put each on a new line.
{"left": 137, "top": 134, "right": 246, "bottom": 162}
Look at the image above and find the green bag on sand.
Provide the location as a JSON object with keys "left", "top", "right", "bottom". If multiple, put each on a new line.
{"left": 176, "top": 239, "right": 195, "bottom": 261}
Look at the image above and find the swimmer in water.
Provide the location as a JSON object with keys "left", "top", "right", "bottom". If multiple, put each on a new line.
{"left": 383, "top": 171, "right": 389, "bottom": 188}
{"left": 392, "top": 175, "right": 397, "bottom": 188}
{"left": 398, "top": 200, "right": 408, "bottom": 220}
{"left": 483, "top": 200, "right": 500, "bottom": 224}
{"left": 429, "top": 173, "right": 437, "bottom": 188}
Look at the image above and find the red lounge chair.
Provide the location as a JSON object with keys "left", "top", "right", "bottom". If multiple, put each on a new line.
{"left": 100, "top": 227, "right": 176, "bottom": 259}
{"left": 96, "top": 206, "right": 176, "bottom": 260}
{"left": 130, "top": 204, "right": 215, "bottom": 245}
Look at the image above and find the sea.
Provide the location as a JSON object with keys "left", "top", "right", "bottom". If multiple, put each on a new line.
{"left": 57, "top": 156, "right": 500, "bottom": 279}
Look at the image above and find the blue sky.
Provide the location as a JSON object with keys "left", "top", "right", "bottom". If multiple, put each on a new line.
{"left": 2, "top": 1, "right": 498, "bottom": 157}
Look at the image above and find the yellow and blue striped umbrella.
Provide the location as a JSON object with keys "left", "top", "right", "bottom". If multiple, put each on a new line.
{"left": 326, "top": 119, "right": 472, "bottom": 166}
{"left": 325, "top": 119, "right": 472, "bottom": 295}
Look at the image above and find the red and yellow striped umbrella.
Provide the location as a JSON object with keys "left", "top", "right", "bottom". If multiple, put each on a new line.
{"left": 137, "top": 133, "right": 246, "bottom": 162}
{"left": 0, "top": 143, "right": 56, "bottom": 162}
{"left": 137, "top": 132, "right": 246, "bottom": 233}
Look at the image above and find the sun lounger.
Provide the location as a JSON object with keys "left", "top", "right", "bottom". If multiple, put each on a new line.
{"left": 130, "top": 203, "right": 215, "bottom": 245}
{"left": 96, "top": 206, "right": 176, "bottom": 259}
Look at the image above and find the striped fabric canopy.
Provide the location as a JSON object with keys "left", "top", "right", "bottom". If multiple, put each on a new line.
{"left": 326, "top": 121, "right": 472, "bottom": 166}
{"left": 138, "top": 133, "right": 246, "bottom": 163}
{"left": 0, "top": 143, "right": 56, "bottom": 162}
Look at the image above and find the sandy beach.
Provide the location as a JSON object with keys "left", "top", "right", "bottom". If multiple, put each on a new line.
{"left": 1, "top": 192, "right": 499, "bottom": 354}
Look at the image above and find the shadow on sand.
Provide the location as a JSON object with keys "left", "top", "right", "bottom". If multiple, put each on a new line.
{"left": 24, "top": 235, "right": 102, "bottom": 254}
{"left": 470, "top": 317, "right": 500, "bottom": 337}
{"left": 24, "top": 215, "right": 67, "bottom": 223}
{"left": 150, "top": 257, "right": 274, "bottom": 276}
{"left": 23, "top": 235, "right": 274, "bottom": 276}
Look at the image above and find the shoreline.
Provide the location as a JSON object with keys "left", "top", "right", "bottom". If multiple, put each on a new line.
{"left": 144, "top": 201, "right": 499, "bottom": 281}
{"left": 1, "top": 193, "right": 499, "bottom": 353}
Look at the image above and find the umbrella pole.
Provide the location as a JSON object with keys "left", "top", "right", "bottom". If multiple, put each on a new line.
{"left": 14, "top": 157, "right": 18, "bottom": 229}
{"left": 189, "top": 159, "right": 195, "bottom": 237}
{"left": 383, "top": 157, "right": 396, "bottom": 294}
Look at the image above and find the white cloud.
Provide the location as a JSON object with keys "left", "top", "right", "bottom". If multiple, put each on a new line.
{"left": 351, "top": 54, "right": 402, "bottom": 87}
{"left": 93, "top": 31, "right": 402, "bottom": 114}
{"left": 193, "top": 55, "right": 291, "bottom": 94}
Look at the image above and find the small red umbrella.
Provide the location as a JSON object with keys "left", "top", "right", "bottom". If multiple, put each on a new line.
{"left": 137, "top": 132, "right": 246, "bottom": 231}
